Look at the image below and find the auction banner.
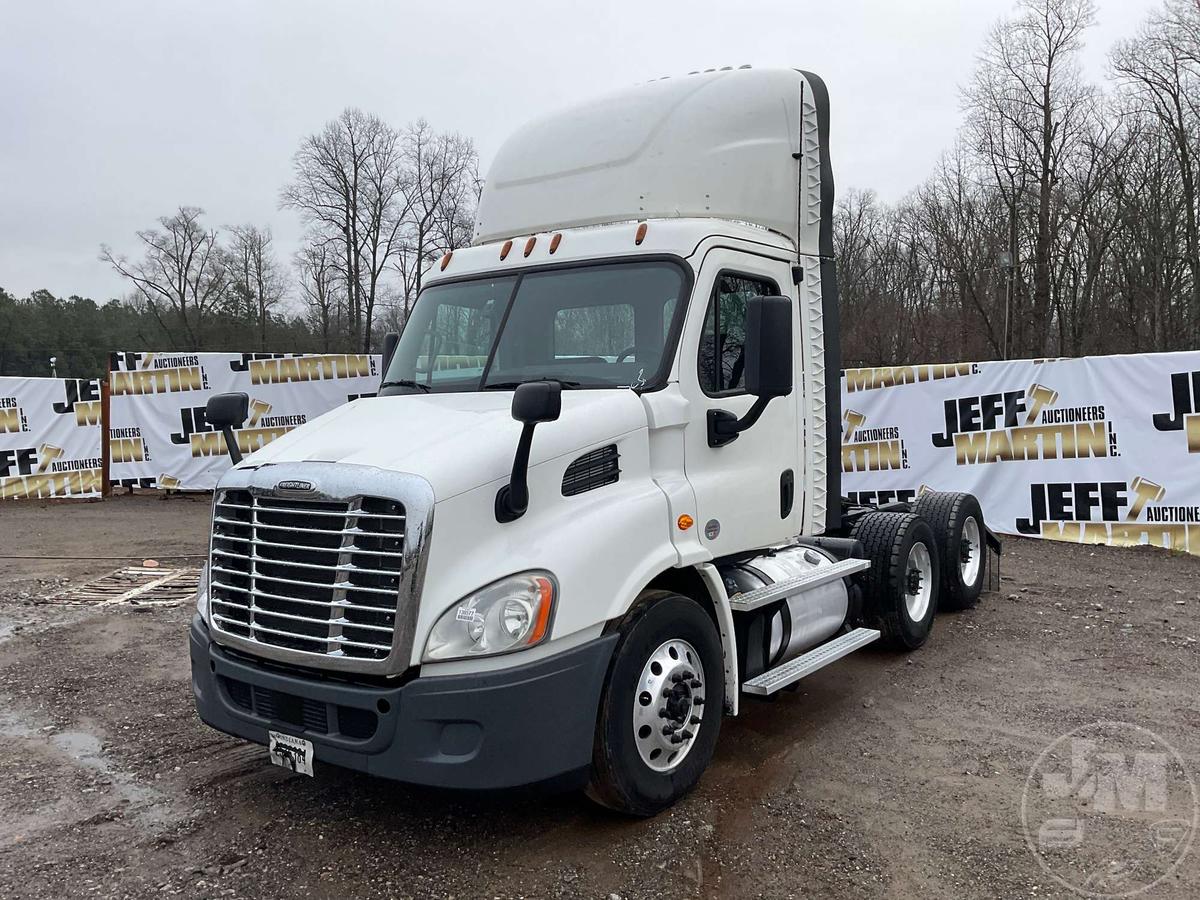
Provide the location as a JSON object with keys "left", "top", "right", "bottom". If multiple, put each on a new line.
{"left": 107, "top": 351, "right": 382, "bottom": 491}
{"left": 0, "top": 376, "right": 103, "bottom": 500}
{"left": 840, "top": 350, "right": 1200, "bottom": 555}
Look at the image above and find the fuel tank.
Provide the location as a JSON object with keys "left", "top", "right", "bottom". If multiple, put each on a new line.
{"left": 719, "top": 545, "right": 850, "bottom": 681}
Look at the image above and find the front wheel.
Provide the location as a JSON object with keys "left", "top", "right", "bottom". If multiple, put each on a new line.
{"left": 586, "top": 592, "right": 724, "bottom": 816}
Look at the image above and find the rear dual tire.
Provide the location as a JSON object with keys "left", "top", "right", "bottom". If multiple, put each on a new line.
{"left": 912, "top": 491, "right": 986, "bottom": 611}
{"left": 850, "top": 512, "right": 939, "bottom": 651}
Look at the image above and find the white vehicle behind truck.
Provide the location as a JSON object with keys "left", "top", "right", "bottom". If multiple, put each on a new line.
{"left": 190, "top": 66, "right": 999, "bottom": 815}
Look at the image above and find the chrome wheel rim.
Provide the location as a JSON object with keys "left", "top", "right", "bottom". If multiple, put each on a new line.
{"left": 904, "top": 542, "right": 933, "bottom": 621}
{"left": 960, "top": 516, "right": 982, "bottom": 586}
{"left": 633, "top": 639, "right": 706, "bottom": 773}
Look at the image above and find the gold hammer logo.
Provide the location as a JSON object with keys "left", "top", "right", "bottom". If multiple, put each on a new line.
{"left": 35, "top": 443, "right": 64, "bottom": 473}
{"left": 843, "top": 409, "right": 866, "bottom": 442}
{"left": 1127, "top": 476, "right": 1166, "bottom": 521}
{"left": 247, "top": 399, "right": 272, "bottom": 427}
{"left": 1025, "top": 383, "right": 1059, "bottom": 425}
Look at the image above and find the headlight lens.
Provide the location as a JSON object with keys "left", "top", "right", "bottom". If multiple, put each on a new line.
{"left": 423, "top": 571, "right": 556, "bottom": 662}
{"left": 196, "top": 561, "right": 210, "bottom": 624}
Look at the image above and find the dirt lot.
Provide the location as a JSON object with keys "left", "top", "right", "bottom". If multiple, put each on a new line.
{"left": 0, "top": 493, "right": 1197, "bottom": 899}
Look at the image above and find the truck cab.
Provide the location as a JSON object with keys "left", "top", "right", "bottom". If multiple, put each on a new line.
{"left": 190, "top": 67, "right": 995, "bottom": 814}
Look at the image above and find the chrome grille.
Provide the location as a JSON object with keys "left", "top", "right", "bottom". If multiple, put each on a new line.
{"left": 208, "top": 489, "right": 406, "bottom": 661}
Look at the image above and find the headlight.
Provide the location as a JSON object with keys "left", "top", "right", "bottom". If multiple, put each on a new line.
{"left": 423, "top": 571, "right": 556, "bottom": 662}
{"left": 196, "top": 562, "right": 210, "bottom": 624}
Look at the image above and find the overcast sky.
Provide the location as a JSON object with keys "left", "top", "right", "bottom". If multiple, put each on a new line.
{"left": 0, "top": 0, "right": 1159, "bottom": 304}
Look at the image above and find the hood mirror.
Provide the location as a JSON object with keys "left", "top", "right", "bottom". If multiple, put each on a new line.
{"left": 496, "top": 381, "right": 563, "bottom": 523}
{"left": 205, "top": 392, "right": 249, "bottom": 463}
{"left": 381, "top": 332, "right": 400, "bottom": 373}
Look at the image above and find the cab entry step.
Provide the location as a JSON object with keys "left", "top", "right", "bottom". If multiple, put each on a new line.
{"left": 726, "top": 558, "right": 870, "bottom": 613}
{"left": 742, "top": 627, "right": 881, "bottom": 696}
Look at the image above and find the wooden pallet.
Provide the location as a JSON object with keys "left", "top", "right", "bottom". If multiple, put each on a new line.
{"left": 46, "top": 565, "right": 201, "bottom": 606}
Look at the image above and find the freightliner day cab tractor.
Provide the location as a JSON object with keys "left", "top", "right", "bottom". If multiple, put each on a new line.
{"left": 190, "top": 67, "right": 999, "bottom": 815}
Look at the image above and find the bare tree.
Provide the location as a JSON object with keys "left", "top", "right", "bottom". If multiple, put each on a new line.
{"left": 393, "top": 120, "right": 480, "bottom": 320}
{"left": 295, "top": 239, "right": 340, "bottom": 351}
{"left": 1112, "top": 1, "right": 1200, "bottom": 341}
{"left": 963, "top": 0, "right": 1098, "bottom": 356}
{"left": 227, "top": 224, "right": 286, "bottom": 350}
{"left": 281, "top": 108, "right": 410, "bottom": 352}
{"left": 100, "top": 206, "right": 227, "bottom": 350}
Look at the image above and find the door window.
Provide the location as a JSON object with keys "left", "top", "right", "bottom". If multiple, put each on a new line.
{"left": 698, "top": 272, "right": 778, "bottom": 395}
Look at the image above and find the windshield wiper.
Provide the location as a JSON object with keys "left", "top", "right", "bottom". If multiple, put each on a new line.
{"left": 379, "top": 379, "right": 432, "bottom": 393}
{"left": 484, "top": 378, "right": 582, "bottom": 390}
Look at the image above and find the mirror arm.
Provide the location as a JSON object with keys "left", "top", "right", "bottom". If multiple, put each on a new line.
{"left": 221, "top": 426, "right": 244, "bottom": 464}
{"left": 495, "top": 422, "right": 538, "bottom": 522}
{"left": 707, "top": 396, "right": 772, "bottom": 448}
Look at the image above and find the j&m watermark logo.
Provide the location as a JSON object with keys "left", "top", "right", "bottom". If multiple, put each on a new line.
{"left": 1022, "top": 721, "right": 1196, "bottom": 897}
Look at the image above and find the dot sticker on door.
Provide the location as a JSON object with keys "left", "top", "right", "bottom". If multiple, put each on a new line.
{"left": 703, "top": 518, "right": 721, "bottom": 540}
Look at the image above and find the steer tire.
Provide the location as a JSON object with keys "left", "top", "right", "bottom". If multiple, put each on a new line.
{"left": 912, "top": 491, "right": 986, "bottom": 611}
{"left": 850, "top": 512, "right": 939, "bottom": 651}
{"left": 586, "top": 592, "right": 724, "bottom": 817}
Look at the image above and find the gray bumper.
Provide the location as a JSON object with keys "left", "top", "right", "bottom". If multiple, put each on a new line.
{"left": 190, "top": 616, "right": 617, "bottom": 790}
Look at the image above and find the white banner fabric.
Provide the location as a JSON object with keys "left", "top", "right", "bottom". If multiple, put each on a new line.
{"left": 840, "top": 351, "right": 1200, "bottom": 555}
{"left": 107, "top": 351, "right": 382, "bottom": 491}
{"left": 0, "top": 377, "right": 104, "bottom": 500}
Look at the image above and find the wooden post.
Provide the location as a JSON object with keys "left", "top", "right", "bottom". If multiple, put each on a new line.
{"left": 100, "top": 368, "right": 111, "bottom": 499}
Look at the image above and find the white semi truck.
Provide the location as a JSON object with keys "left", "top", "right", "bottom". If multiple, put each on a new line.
{"left": 190, "top": 67, "right": 998, "bottom": 815}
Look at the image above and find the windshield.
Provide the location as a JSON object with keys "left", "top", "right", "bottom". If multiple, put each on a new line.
{"left": 382, "top": 260, "right": 688, "bottom": 393}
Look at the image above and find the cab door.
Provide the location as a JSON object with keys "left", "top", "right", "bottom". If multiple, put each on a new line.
{"left": 679, "top": 249, "right": 801, "bottom": 555}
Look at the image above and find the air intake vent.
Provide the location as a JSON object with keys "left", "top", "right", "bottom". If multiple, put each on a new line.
{"left": 562, "top": 445, "right": 620, "bottom": 496}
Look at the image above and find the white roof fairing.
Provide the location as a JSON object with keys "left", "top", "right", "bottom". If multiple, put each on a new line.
{"left": 474, "top": 68, "right": 823, "bottom": 254}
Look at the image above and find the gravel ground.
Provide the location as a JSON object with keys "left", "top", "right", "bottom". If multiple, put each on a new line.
{"left": 0, "top": 493, "right": 1198, "bottom": 899}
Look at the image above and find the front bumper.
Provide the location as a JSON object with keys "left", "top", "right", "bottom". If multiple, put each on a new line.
{"left": 190, "top": 616, "right": 617, "bottom": 790}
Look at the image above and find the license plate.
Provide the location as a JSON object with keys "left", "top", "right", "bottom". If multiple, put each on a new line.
{"left": 268, "top": 731, "right": 314, "bottom": 777}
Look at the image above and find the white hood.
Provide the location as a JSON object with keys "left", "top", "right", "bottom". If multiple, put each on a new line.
{"left": 238, "top": 390, "right": 650, "bottom": 501}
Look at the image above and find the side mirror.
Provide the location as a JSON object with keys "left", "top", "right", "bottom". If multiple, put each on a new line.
{"left": 381, "top": 331, "right": 400, "bottom": 373}
{"left": 708, "top": 296, "right": 793, "bottom": 448}
{"left": 744, "top": 296, "right": 793, "bottom": 399}
{"left": 496, "top": 381, "right": 563, "bottom": 522}
{"left": 205, "top": 392, "right": 249, "bottom": 464}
